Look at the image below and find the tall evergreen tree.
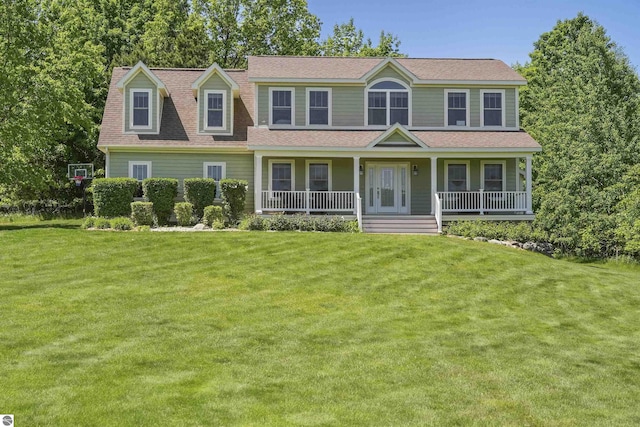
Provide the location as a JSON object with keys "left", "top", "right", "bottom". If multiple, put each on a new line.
{"left": 516, "top": 13, "right": 640, "bottom": 256}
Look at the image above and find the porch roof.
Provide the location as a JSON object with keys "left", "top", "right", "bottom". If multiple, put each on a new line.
{"left": 247, "top": 128, "right": 542, "bottom": 151}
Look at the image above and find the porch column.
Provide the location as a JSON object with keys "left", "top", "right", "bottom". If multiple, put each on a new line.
{"left": 254, "top": 154, "right": 263, "bottom": 214}
{"left": 525, "top": 155, "right": 533, "bottom": 214}
{"left": 353, "top": 156, "right": 360, "bottom": 214}
{"left": 430, "top": 157, "right": 437, "bottom": 215}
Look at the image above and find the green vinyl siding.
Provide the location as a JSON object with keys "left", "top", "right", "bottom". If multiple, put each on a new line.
{"left": 410, "top": 158, "right": 431, "bottom": 214}
{"left": 198, "top": 74, "right": 232, "bottom": 133}
{"left": 437, "top": 158, "right": 518, "bottom": 192}
{"left": 412, "top": 87, "right": 443, "bottom": 127}
{"left": 506, "top": 88, "right": 516, "bottom": 128}
{"left": 470, "top": 89, "right": 480, "bottom": 127}
{"left": 367, "top": 66, "right": 411, "bottom": 85}
{"left": 333, "top": 86, "right": 364, "bottom": 126}
{"left": 257, "top": 85, "right": 269, "bottom": 126}
{"left": 124, "top": 72, "right": 159, "bottom": 133}
{"left": 262, "top": 157, "right": 356, "bottom": 191}
{"left": 109, "top": 152, "right": 254, "bottom": 210}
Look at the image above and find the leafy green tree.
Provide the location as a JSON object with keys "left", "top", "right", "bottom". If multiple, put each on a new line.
{"left": 321, "top": 18, "right": 404, "bottom": 57}
{"left": 517, "top": 14, "right": 640, "bottom": 257}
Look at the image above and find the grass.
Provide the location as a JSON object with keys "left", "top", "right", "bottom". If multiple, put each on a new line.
{"left": 1, "top": 219, "right": 639, "bottom": 426}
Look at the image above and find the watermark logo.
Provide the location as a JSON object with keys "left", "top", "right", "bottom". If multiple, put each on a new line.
{"left": 1, "top": 415, "right": 13, "bottom": 426}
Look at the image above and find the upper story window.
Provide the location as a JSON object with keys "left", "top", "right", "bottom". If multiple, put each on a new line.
{"left": 307, "top": 88, "right": 331, "bottom": 126}
{"left": 366, "top": 80, "right": 410, "bottom": 126}
{"left": 270, "top": 88, "right": 295, "bottom": 126}
{"left": 131, "top": 89, "right": 152, "bottom": 129}
{"left": 445, "top": 89, "right": 470, "bottom": 127}
{"left": 481, "top": 90, "right": 505, "bottom": 127}
{"left": 205, "top": 90, "right": 226, "bottom": 130}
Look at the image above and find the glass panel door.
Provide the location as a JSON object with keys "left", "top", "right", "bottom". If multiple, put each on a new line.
{"left": 378, "top": 166, "right": 397, "bottom": 212}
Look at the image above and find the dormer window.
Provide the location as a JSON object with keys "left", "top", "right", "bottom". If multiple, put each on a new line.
{"left": 366, "top": 80, "right": 410, "bottom": 126}
{"left": 131, "top": 89, "right": 152, "bottom": 129}
{"left": 270, "top": 88, "right": 295, "bottom": 126}
{"left": 445, "top": 89, "right": 470, "bottom": 127}
{"left": 205, "top": 90, "right": 226, "bottom": 130}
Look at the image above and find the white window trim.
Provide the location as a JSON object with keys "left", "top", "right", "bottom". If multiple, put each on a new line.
{"left": 269, "top": 87, "right": 295, "bottom": 127}
{"left": 203, "top": 162, "right": 227, "bottom": 200}
{"left": 305, "top": 159, "right": 332, "bottom": 191}
{"left": 268, "top": 159, "right": 295, "bottom": 192}
{"left": 128, "top": 161, "right": 152, "bottom": 181}
{"left": 305, "top": 88, "right": 332, "bottom": 126}
{"left": 444, "top": 160, "right": 470, "bottom": 192}
{"left": 203, "top": 90, "right": 227, "bottom": 131}
{"left": 364, "top": 78, "right": 412, "bottom": 127}
{"left": 129, "top": 89, "right": 153, "bottom": 130}
{"left": 480, "top": 89, "right": 506, "bottom": 128}
{"left": 444, "top": 89, "right": 471, "bottom": 128}
{"left": 480, "top": 160, "right": 507, "bottom": 192}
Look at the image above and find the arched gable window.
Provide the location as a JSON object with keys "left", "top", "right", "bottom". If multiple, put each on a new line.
{"left": 366, "top": 79, "right": 410, "bottom": 126}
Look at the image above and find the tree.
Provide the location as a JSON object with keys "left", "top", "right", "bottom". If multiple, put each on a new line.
{"left": 321, "top": 18, "right": 404, "bottom": 57}
{"left": 516, "top": 14, "right": 640, "bottom": 257}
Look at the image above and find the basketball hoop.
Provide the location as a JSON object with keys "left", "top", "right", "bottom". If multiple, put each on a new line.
{"left": 73, "top": 176, "right": 84, "bottom": 186}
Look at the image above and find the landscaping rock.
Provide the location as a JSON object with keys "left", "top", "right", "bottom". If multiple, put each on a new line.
{"left": 193, "top": 223, "right": 206, "bottom": 230}
{"left": 474, "top": 237, "right": 488, "bottom": 242}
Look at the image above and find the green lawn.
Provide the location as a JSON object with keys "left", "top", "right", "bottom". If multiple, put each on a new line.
{"left": 1, "top": 220, "right": 639, "bottom": 426}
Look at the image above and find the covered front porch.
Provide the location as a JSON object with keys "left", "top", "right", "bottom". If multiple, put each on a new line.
{"left": 252, "top": 153, "right": 535, "bottom": 228}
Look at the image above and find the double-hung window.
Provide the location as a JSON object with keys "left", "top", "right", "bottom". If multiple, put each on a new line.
{"left": 481, "top": 90, "right": 505, "bottom": 127}
{"left": 131, "top": 89, "right": 152, "bottom": 129}
{"left": 205, "top": 90, "right": 225, "bottom": 130}
{"left": 306, "top": 161, "right": 331, "bottom": 191}
{"left": 270, "top": 160, "right": 295, "bottom": 191}
{"left": 481, "top": 161, "right": 506, "bottom": 191}
{"left": 203, "top": 162, "right": 227, "bottom": 198}
{"left": 129, "top": 161, "right": 152, "bottom": 181}
{"left": 445, "top": 90, "right": 470, "bottom": 127}
{"left": 270, "top": 88, "right": 294, "bottom": 126}
{"left": 444, "top": 161, "right": 470, "bottom": 192}
{"left": 367, "top": 80, "right": 410, "bottom": 126}
{"left": 307, "top": 89, "right": 331, "bottom": 126}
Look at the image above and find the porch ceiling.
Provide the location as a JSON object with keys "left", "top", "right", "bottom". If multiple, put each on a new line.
{"left": 248, "top": 128, "right": 542, "bottom": 150}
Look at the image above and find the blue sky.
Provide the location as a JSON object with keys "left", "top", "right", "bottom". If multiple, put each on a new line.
{"left": 307, "top": 0, "right": 640, "bottom": 68}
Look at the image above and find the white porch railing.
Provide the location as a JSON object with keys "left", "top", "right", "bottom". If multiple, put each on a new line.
{"left": 437, "top": 190, "right": 528, "bottom": 214}
{"left": 261, "top": 190, "right": 356, "bottom": 213}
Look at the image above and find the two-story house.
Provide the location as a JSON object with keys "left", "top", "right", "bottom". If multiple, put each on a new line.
{"left": 98, "top": 56, "right": 541, "bottom": 232}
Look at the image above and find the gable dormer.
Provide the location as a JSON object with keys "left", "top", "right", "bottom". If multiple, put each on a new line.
{"left": 191, "top": 63, "right": 239, "bottom": 136}
{"left": 116, "top": 61, "right": 168, "bottom": 134}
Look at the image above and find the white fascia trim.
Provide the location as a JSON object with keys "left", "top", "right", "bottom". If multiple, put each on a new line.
{"left": 102, "top": 145, "right": 249, "bottom": 154}
{"left": 444, "top": 160, "right": 471, "bottom": 191}
{"left": 367, "top": 123, "right": 428, "bottom": 149}
{"left": 129, "top": 88, "right": 153, "bottom": 131}
{"left": 480, "top": 160, "right": 507, "bottom": 191}
{"left": 191, "top": 63, "right": 239, "bottom": 95}
{"left": 249, "top": 77, "right": 527, "bottom": 86}
{"left": 250, "top": 147, "right": 541, "bottom": 156}
{"left": 360, "top": 58, "right": 419, "bottom": 83}
{"left": 203, "top": 90, "right": 228, "bottom": 132}
{"left": 479, "top": 89, "right": 506, "bottom": 128}
{"left": 268, "top": 159, "right": 296, "bottom": 191}
{"left": 128, "top": 160, "right": 152, "bottom": 180}
{"left": 261, "top": 125, "right": 520, "bottom": 131}
{"left": 444, "top": 89, "right": 471, "bottom": 128}
{"left": 117, "top": 61, "right": 168, "bottom": 96}
{"left": 305, "top": 87, "right": 332, "bottom": 127}
{"left": 365, "top": 77, "right": 412, "bottom": 127}
{"left": 268, "top": 87, "right": 295, "bottom": 127}
{"left": 305, "top": 159, "right": 333, "bottom": 191}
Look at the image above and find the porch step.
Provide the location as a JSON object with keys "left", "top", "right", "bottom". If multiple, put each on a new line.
{"left": 361, "top": 215, "right": 439, "bottom": 235}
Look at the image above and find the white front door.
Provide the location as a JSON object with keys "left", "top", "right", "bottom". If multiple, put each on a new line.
{"left": 366, "top": 163, "right": 410, "bottom": 214}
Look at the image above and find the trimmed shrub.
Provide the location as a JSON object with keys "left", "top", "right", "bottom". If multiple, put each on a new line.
{"left": 174, "top": 202, "right": 195, "bottom": 226}
{"left": 92, "top": 178, "right": 138, "bottom": 217}
{"left": 81, "top": 216, "right": 96, "bottom": 229}
{"left": 184, "top": 178, "right": 216, "bottom": 218}
{"left": 211, "top": 219, "right": 226, "bottom": 230}
{"left": 142, "top": 178, "right": 178, "bottom": 225}
{"left": 94, "top": 217, "right": 111, "bottom": 229}
{"left": 131, "top": 202, "right": 154, "bottom": 226}
{"left": 220, "top": 179, "right": 248, "bottom": 225}
{"left": 239, "top": 214, "right": 266, "bottom": 231}
{"left": 445, "top": 221, "right": 547, "bottom": 242}
{"left": 203, "top": 205, "right": 224, "bottom": 227}
{"left": 111, "top": 217, "right": 134, "bottom": 231}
